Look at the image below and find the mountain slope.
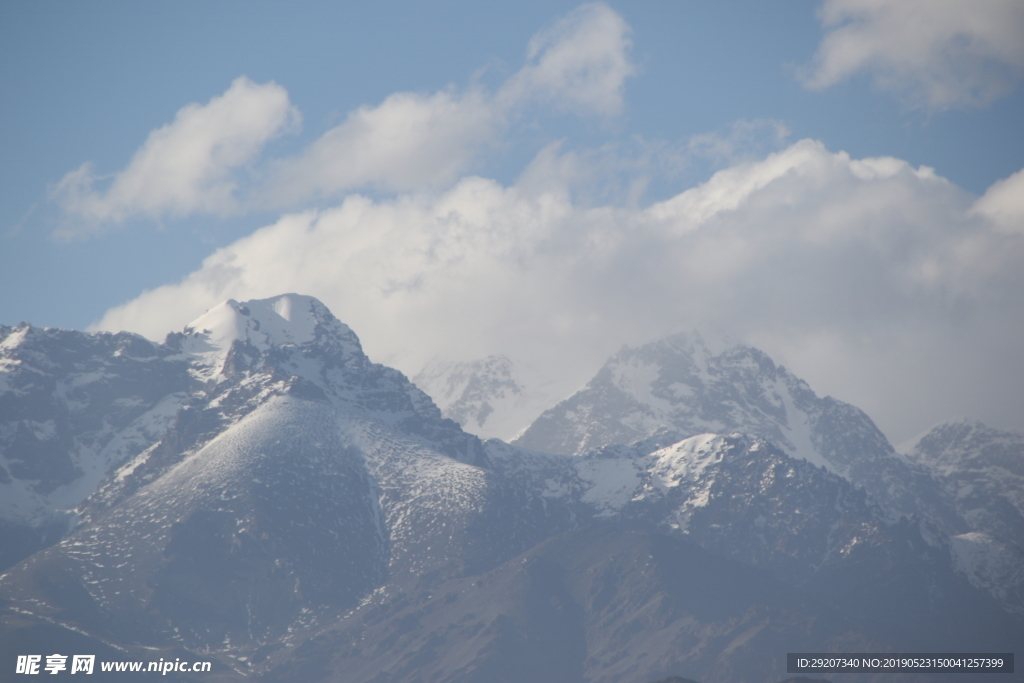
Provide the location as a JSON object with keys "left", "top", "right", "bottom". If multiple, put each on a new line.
{"left": 259, "top": 527, "right": 881, "bottom": 683}
{"left": 259, "top": 524, "right": 1016, "bottom": 683}
{"left": 487, "top": 433, "right": 1014, "bottom": 641}
{"left": 0, "top": 324, "right": 189, "bottom": 569}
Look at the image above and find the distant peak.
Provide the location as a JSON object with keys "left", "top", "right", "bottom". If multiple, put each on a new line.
{"left": 897, "top": 417, "right": 987, "bottom": 454}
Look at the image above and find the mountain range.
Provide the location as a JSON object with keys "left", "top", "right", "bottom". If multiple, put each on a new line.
{"left": 1, "top": 294, "right": 1020, "bottom": 682}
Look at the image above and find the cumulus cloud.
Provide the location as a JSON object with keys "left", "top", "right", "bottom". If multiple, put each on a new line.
{"left": 93, "top": 140, "right": 1024, "bottom": 443}
{"left": 262, "top": 90, "right": 496, "bottom": 203}
{"left": 971, "top": 167, "right": 1024, "bottom": 234}
{"left": 802, "top": 0, "right": 1024, "bottom": 108}
{"left": 70, "top": 3, "right": 1024, "bottom": 441}
{"left": 52, "top": 77, "right": 299, "bottom": 237}
{"left": 262, "top": 2, "right": 634, "bottom": 205}
{"left": 54, "top": 3, "right": 635, "bottom": 227}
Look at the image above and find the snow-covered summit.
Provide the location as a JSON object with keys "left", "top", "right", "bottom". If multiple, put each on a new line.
{"left": 187, "top": 295, "right": 326, "bottom": 352}
{"left": 176, "top": 294, "right": 363, "bottom": 381}
{"left": 902, "top": 418, "right": 1024, "bottom": 474}
{"left": 0, "top": 294, "right": 474, "bottom": 556}
{"left": 903, "top": 417, "right": 1024, "bottom": 542}
{"left": 513, "top": 331, "right": 858, "bottom": 468}
{"left": 510, "top": 331, "right": 970, "bottom": 534}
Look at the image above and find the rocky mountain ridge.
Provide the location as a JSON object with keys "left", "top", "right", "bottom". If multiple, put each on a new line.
{"left": 0, "top": 295, "right": 1020, "bottom": 682}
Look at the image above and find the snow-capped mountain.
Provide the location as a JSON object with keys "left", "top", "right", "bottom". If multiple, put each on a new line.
{"left": 1, "top": 297, "right": 1020, "bottom": 682}
{"left": 413, "top": 355, "right": 529, "bottom": 440}
{"left": 487, "top": 433, "right": 1015, "bottom": 641}
{"left": 902, "top": 419, "right": 1024, "bottom": 611}
{"left": 512, "top": 333, "right": 964, "bottom": 533}
{"left": 903, "top": 419, "right": 1024, "bottom": 536}
{"left": 0, "top": 296, "right": 575, "bottom": 662}
{"left": 506, "top": 332, "right": 1024, "bottom": 615}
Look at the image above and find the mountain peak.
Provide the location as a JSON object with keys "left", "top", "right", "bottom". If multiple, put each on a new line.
{"left": 177, "top": 294, "right": 363, "bottom": 380}
{"left": 512, "top": 331, "right": 805, "bottom": 459}
{"left": 414, "top": 355, "right": 528, "bottom": 440}
{"left": 185, "top": 294, "right": 335, "bottom": 351}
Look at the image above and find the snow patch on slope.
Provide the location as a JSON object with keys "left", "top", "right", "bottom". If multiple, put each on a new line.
{"left": 948, "top": 532, "right": 1023, "bottom": 606}
{"left": 648, "top": 433, "right": 721, "bottom": 493}
{"left": 775, "top": 375, "right": 835, "bottom": 474}
{"left": 576, "top": 458, "right": 644, "bottom": 517}
{"left": 572, "top": 433, "right": 730, "bottom": 520}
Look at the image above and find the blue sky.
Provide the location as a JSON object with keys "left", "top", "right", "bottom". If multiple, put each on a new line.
{"left": 2, "top": 1, "right": 1023, "bottom": 442}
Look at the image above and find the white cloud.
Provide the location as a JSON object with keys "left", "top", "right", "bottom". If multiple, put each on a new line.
{"left": 498, "top": 2, "right": 635, "bottom": 116}
{"left": 93, "top": 140, "right": 1024, "bottom": 444}
{"left": 54, "top": 4, "right": 636, "bottom": 227}
{"left": 802, "top": 0, "right": 1024, "bottom": 108}
{"left": 52, "top": 77, "right": 299, "bottom": 237}
{"left": 971, "top": 167, "right": 1024, "bottom": 234}
{"left": 262, "top": 89, "right": 496, "bottom": 203}
{"left": 263, "top": 2, "right": 634, "bottom": 206}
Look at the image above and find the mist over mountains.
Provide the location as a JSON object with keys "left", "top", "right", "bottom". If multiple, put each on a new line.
{"left": 1, "top": 294, "right": 1020, "bottom": 682}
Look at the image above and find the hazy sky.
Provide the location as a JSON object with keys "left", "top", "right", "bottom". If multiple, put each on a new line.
{"left": 2, "top": 1, "right": 1023, "bottom": 443}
